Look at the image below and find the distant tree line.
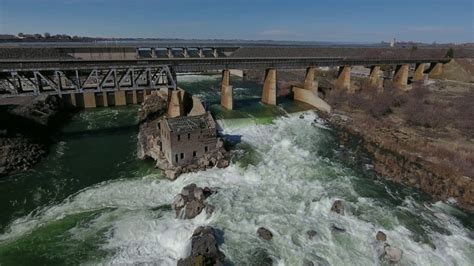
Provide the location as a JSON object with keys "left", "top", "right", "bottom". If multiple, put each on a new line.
{"left": 0, "top": 33, "right": 100, "bottom": 42}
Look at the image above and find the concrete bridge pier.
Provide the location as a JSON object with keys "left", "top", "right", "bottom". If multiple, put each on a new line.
{"left": 103, "top": 92, "right": 109, "bottom": 107}
{"left": 198, "top": 48, "right": 204, "bottom": 58}
{"left": 303, "top": 67, "right": 318, "bottom": 93}
{"left": 132, "top": 90, "right": 138, "bottom": 104}
{"left": 393, "top": 64, "right": 409, "bottom": 90}
{"left": 115, "top": 90, "right": 127, "bottom": 106}
{"left": 167, "top": 48, "right": 174, "bottom": 58}
{"left": 83, "top": 92, "right": 97, "bottom": 108}
{"left": 368, "top": 66, "right": 383, "bottom": 88}
{"left": 335, "top": 66, "right": 351, "bottom": 91}
{"left": 428, "top": 63, "right": 444, "bottom": 79}
{"left": 182, "top": 48, "right": 189, "bottom": 58}
{"left": 261, "top": 68, "right": 277, "bottom": 105}
{"left": 167, "top": 89, "right": 184, "bottom": 117}
{"left": 292, "top": 66, "right": 331, "bottom": 113}
{"left": 220, "top": 69, "right": 233, "bottom": 110}
{"left": 63, "top": 93, "right": 77, "bottom": 107}
{"left": 413, "top": 63, "right": 426, "bottom": 81}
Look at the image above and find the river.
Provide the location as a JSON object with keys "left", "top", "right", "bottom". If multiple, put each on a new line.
{"left": 0, "top": 74, "right": 472, "bottom": 265}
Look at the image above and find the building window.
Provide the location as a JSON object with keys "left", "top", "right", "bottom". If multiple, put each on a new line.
{"left": 205, "top": 146, "right": 208, "bottom": 152}
{"left": 188, "top": 133, "right": 190, "bottom": 140}
{"left": 193, "top": 151, "right": 196, "bottom": 157}
{"left": 178, "top": 134, "right": 180, "bottom": 141}
{"left": 175, "top": 154, "right": 178, "bottom": 163}
{"left": 180, "top": 153, "right": 184, "bottom": 159}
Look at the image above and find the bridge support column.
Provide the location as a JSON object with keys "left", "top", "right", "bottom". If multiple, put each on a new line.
{"left": 132, "top": 90, "right": 138, "bottom": 104}
{"left": 83, "top": 92, "right": 96, "bottom": 108}
{"left": 167, "top": 90, "right": 184, "bottom": 117}
{"left": 335, "top": 66, "right": 351, "bottom": 91}
{"left": 63, "top": 93, "right": 77, "bottom": 108}
{"left": 428, "top": 63, "right": 443, "bottom": 79}
{"left": 262, "top": 68, "right": 277, "bottom": 105}
{"left": 368, "top": 66, "right": 383, "bottom": 88}
{"left": 115, "top": 91, "right": 127, "bottom": 106}
{"left": 70, "top": 93, "right": 77, "bottom": 107}
{"left": 393, "top": 64, "right": 409, "bottom": 90}
{"left": 103, "top": 92, "right": 108, "bottom": 107}
{"left": 304, "top": 67, "right": 318, "bottom": 93}
{"left": 167, "top": 48, "right": 173, "bottom": 58}
{"left": 221, "top": 69, "right": 233, "bottom": 110}
{"left": 413, "top": 63, "right": 425, "bottom": 81}
{"left": 182, "top": 48, "right": 189, "bottom": 58}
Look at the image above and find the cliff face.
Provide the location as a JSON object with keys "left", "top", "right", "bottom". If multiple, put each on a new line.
{"left": 331, "top": 115, "right": 473, "bottom": 212}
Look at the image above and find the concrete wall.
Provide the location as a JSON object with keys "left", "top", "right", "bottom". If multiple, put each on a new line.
{"left": 293, "top": 87, "right": 331, "bottom": 113}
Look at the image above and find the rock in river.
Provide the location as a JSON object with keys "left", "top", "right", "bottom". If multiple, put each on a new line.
{"left": 376, "top": 231, "right": 387, "bottom": 242}
{"left": 257, "top": 227, "right": 273, "bottom": 241}
{"left": 172, "top": 183, "right": 217, "bottom": 219}
{"left": 330, "top": 200, "right": 345, "bottom": 215}
{"left": 177, "top": 226, "right": 225, "bottom": 266}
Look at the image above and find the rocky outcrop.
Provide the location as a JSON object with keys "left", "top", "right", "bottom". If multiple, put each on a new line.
{"left": 0, "top": 136, "right": 46, "bottom": 175}
{"left": 172, "top": 184, "right": 217, "bottom": 219}
{"left": 177, "top": 226, "right": 226, "bottom": 266}
{"left": 257, "top": 227, "right": 273, "bottom": 241}
{"left": 329, "top": 114, "right": 474, "bottom": 212}
{"left": 0, "top": 95, "right": 63, "bottom": 176}
{"left": 10, "top": 94, "right": 62, "bottom": 126}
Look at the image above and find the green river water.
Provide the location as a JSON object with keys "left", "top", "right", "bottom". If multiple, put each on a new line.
{"left": 0, "top": 74, "right": 472, "bottom": 265}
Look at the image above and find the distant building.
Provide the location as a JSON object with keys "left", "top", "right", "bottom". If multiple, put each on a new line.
{"left": 160, "top": 112, "right": 218, "bottom": 166}
{"left": 390, "top": 38, "right": 396, "bottom": 48}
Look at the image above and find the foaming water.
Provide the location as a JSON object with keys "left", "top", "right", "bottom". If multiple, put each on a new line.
{"left": 0, "top": 111, "right": 472, "bottom": 265}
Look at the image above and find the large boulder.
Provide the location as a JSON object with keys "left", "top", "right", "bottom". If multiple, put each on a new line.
{"left": 376, "top": 231, "right": 387, "bottom": 242}
{"left": 330, "top": 200, "right": 345, "bottom": 215}
{"left": 257, "top": 227, "right": 273, "bottom": 241}
{"left": 172, "top": 184, "right": 217, "bottom": 219}
{"left": 177, "top": 226, "right": 225, "bottom": 266}
{"left": 384, "top": 245, "right": 403, "bottom": 263}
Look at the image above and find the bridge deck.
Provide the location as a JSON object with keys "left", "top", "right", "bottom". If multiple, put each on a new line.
{"left": 0, "top": 57, "right": 451, "bottom": 72}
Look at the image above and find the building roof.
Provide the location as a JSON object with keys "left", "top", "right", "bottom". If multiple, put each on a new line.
{"left": 164, "top": 112, "right": 215, "bottom": 133}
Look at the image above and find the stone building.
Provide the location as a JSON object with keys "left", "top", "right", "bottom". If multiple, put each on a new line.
{"left": 160, "top": 112, "right": 218, "bottom": 166}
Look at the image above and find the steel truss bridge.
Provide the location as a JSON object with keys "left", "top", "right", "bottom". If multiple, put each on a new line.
{"left": 0, "top": 57, "right": 450, "bottom": 98}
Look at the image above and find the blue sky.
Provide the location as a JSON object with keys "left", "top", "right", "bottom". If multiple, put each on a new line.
{"left": 1, "top": 0, "right": 473, "bottom": 43}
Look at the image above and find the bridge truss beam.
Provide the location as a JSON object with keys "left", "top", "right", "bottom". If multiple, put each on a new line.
{"left": 0, "top": 65, "right": 177, "bottom": 98}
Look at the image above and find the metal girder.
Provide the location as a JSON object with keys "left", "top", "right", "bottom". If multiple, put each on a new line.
{"left": 0, "top": 65, "right": 177, "bottom": 98}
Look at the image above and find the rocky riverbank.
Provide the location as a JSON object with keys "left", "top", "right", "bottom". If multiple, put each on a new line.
{"left": 0, "top": 95, "right": 65, "bottom": 176}
{"left": 137, "top": 90, "right": 232, "bottom": 180}
{"left": 328, "top": 110, "right": 474, "bottom": 212}
{"left": 267, "top": 59, "right": 474, "bottom": 212}
{"left": 321, "top": 73, "right": 474, "bottom": 212}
